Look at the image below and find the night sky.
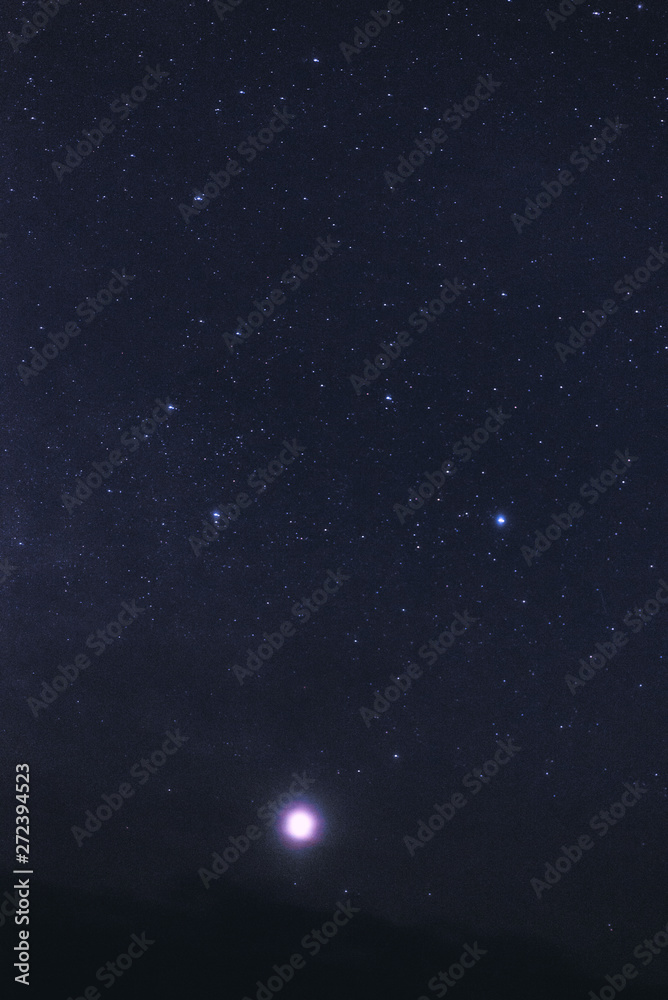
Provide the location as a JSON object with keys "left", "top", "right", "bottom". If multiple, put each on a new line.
{"left": 2, "top": 0, "right": 667, "bottom": 997}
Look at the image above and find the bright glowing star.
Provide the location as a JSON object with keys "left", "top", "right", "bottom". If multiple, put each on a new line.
{"left": 279, "top": 806, "right": 323, "bottom": 848}
{"left": 286, "top": 809, "right": 315, "bottom": 840}
{"left": 496, "top": 515, "right": 506, "bottom": 525}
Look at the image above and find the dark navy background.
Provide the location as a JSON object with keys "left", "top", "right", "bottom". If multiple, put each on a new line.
{"left": 1, "top": 0, "right": 666, "bottom": 996}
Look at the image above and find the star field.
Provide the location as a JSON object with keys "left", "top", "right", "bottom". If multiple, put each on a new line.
{"left": 1, "top": 1, "right": 666, "bottom": 997}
